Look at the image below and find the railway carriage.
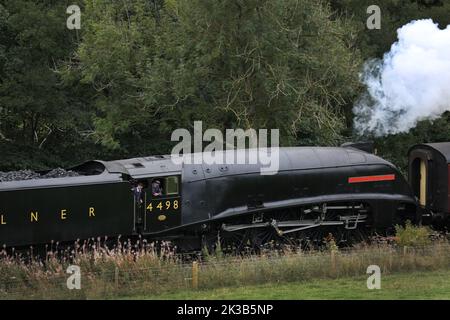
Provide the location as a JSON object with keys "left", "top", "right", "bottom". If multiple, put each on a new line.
{"left": 409, "top": 143, "right": 450, "bottom": 227}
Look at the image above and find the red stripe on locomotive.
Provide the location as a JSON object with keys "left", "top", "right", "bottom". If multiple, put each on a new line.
{"left": 348, "top": 174, "right": 396, "bottom": 183}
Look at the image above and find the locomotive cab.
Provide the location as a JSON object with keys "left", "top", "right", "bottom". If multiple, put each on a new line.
{"left": 132, "top": 175, "right": 181, "bottom": 234}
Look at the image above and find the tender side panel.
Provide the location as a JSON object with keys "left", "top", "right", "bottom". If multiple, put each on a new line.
{"left": 0, "top": 182, "right": 134, "bottom": 247}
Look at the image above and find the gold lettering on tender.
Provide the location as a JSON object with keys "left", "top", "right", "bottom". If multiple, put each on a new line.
{"left": 61, "top": 209, "right": 67, "bottom": 220}
{"left": 0, "top": 215, "right": 6, "bottom": 225}
{"left": 89, "top": 207, "right": 95, "bottom": 217}
{"left": 31, "top": 211, "right": 38, "bottom": 222}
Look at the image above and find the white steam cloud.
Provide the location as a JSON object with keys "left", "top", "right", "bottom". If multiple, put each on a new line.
{"left": 354, "top": 19, "right": 450, "bottom": 136}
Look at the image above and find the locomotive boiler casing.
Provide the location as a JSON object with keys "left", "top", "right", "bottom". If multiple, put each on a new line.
{"left": 180, "top": 147, "right": 418, "bottom": 231}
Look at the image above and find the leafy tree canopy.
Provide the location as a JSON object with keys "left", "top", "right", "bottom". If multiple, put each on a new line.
{"left": 0, "top": 0, "right": 449, "bottom": 170}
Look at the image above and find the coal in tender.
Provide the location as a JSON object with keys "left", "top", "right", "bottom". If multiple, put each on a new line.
{"left": 42, "top": 168, "right": 79, "bottom": 179}
{"left": 0, "top": 170, "right": 40, "bottom": 182}
{"left": 0, "top": 168, "right": 79, "bottom": 182}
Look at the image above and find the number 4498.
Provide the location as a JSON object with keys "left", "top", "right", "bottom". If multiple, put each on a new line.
{"left": 147, "top": 200, "right": 179, "bottom": 212}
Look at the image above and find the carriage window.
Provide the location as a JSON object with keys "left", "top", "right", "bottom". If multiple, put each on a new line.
{"left": 165, "top": 176, "right": 179, "bottom": 195}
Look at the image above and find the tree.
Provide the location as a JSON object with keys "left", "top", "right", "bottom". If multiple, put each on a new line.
{"left": 69, "top": 0, "right": 363, "bottom": 154}
{"left": 0, "top": 1, "right": 112, "bottom": 170}
{"left": 330, "top": 0, "right": 450, "bottom": 59}
{"left": 0, "top": 1, "right": 74, "bottom": 145}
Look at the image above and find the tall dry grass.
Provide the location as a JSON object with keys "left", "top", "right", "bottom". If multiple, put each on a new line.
{"left": 0, "top": 229, "right": 449, "bottom": 299}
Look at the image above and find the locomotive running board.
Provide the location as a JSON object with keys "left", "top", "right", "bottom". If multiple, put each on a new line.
{"left": 222, "top": 215, "right": 367, "bottom": 233}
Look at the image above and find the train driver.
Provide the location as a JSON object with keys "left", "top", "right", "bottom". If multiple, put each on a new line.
{"left": 152, "top": 179, "right": 163, "bottom": 197}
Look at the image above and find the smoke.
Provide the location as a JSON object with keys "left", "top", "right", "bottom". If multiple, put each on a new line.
{"left": 353, "top": 19, "right": 450, "bottom": 136}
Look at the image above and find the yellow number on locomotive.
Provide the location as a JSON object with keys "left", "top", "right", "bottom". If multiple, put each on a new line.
{"left": 157, "top": 202, "right": 163, "bottom": 210}
{"left": 173, "top": 200, "right": 179, "bottom": 210}
{"left": 166, "top": 201, "right": 171, "bottom": 209}
{"left": 147, "top": 203, "right": 153, "bottom": 211}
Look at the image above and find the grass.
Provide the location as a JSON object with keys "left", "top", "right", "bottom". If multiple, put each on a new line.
{"left": 0, "top": 231, "right": 449, "bottom": 299}
{"left": 127, "top": 269, "right": 450, "bottom": 300}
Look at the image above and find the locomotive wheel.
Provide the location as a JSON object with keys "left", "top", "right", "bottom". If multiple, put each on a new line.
{"left": 218, "top": 229, "right": 266, "bottom": 254}
{"left": 202, "top": 228, "right": 288, "bottom": 254}
{"left": 203, "top": 227, "right": 314, "bottom": 254}
{"left": 201, "top": 213, "right": 372, "bottom": 255}
{"left": 334, "top": 227, "right": 370, "bottom": 246}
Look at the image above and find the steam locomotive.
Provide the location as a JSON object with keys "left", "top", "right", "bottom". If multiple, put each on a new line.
{"left": 0, "top": 142, "right": 448, "bottom": 251}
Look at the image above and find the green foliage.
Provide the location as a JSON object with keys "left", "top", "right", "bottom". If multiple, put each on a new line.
{"left": 0, "top": 1, "right": 76, "bottom": 144}
{"left": 324, "top": 233, "right": 339, "bottom": 252}
{"left": 1, "top": 0, "right": 450, "bottom": 169}
{"left": 0, "top": 0, "right": 107, "bottom": 170}
{"left": 370, "top": 112, "right": 450, "bottom": 174}
{"left": 330, "top": 0, "right": 450, "bottom": 60}
{"left": 395, "top": 220, "right": 431, "bottom": 247}
{"left": 64, "top": 0, "right": 363, "bottom": 153}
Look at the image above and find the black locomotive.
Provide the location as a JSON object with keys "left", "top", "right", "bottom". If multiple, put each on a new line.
{"left": 0, "top": 143, "right": 448, "bottom": 251}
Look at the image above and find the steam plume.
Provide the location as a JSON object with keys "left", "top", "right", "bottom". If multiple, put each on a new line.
{"left": 353, "top": 19, "right": 450, "bottom": 136}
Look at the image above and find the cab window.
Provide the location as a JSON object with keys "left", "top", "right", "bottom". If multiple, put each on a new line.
{"left": 165, "top": 176, "right": 179, "bottom": 195}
